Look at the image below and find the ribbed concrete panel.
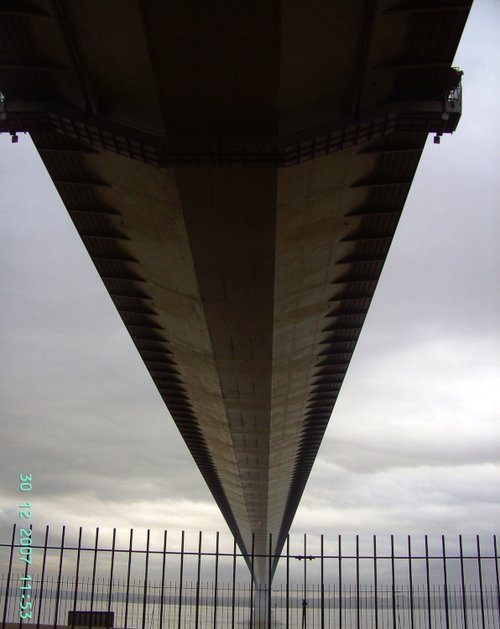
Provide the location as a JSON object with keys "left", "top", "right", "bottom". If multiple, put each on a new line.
{"left": 271, "top": 150, "right": 361, "bottom": 534}
{"left": 178, "top": 168, "right": 277, "bottom": 561}
{"left": 80, "top": 151, "right": 249, "bottom": 536}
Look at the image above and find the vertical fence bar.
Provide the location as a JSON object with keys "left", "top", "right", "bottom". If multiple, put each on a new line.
{"left": 286, "top": 535, "right": 290, "bottom": 629}
{"left": 107, "top": 528, "right": 116, "bottom": 616}
{"left": 177, "top": 530, "right": 185, "bottom": 629}
{"left": 20, "top": 524, "right": 32, "bottom": 629}
{"left": 476, "top": 535, "right": 486, "bottom": 629}
{"left": 159, "top": 530, "right": 167, "bottom": 629}
{"left": 268, "top": 533, "right": 272, "bottom": 628}
{"left": 356, "top": 535, "right": 360, "bottom": 629}
{"left": 303, "top": 533, "right": 307, "bottom": 629}
{"left": 339, "top": 534, "right": 342, "bottom": 629}
{"left": 374, "top": 535, "right": 379, "bottom": 629}
{"left": 250, "top": 534, "right": 255, "bottom": 629}
{"left": 391, "top": 535, "right": 396, "bottom": 629}
{"left": 124, "top": 529, "right": 133, "bottom": 629}
{"left": 213, "top": 531, "right": 219, "bottom": 629}
{"left": 71, "top": 527, "right": 83, "bottom": 628}
{"left": 36, "top": 525, "right": 49, "bottom": 629}
{"left": 53, "top": 526, "right": 65, "bottom": 629}
{"left": 90, "top": 528, "right": 99, "bottom": 616}
{"left": 408, "top": 535, "right": 414, "bottom": 629}
{"left": 231, "top": 537, "right": 236, "bottom": 629}
{"left": 321, "top": 534, "right": 325, "bottom": 629}
{"left": 459, "top": 535, "right": 468, "bottom": 629}
{"left": 142, "top": 529, "right": 150, "bottom": 629}
{"left": 280, "top": 583, "right": 283, "bottom": 628}
{"left": 442, "top": 535, "right": 450, "bottom": 629}
{"left": 1, "top": 524, "right": 16, "bottom": 629}
{"left": 425, "top": 535, "right": 432, "bottom": 629}
{"left": 494, "top": 535, "right": 500, "bottom": 627}
{"left": 195, "top": 531, "right": 202, "bottom": 629}
{"left": 296, "top": 582, "right": 300, "bottom": 628}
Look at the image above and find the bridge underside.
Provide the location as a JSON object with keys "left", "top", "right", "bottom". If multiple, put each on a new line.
{"left": 0, "top": 0, "right": 470, "bottom": 580}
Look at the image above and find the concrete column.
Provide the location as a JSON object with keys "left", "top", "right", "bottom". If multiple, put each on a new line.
{"left": 254, "top": 584, "right": 268, "bottom": 628}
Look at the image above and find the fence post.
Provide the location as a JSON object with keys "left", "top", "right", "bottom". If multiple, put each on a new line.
{"left": 71, "top": 527, "right": 83, "bottom": 629}
{"left": 302, "top": 534, "right": 307, "bottom": 629}
{"left": 459, "top": 535, "right": 468, "bottom": 629}
{"left": 339, "top": 534, "right": 342, "bottom": 629}
{"left": 391, "top": 535, "right": 396, "bottom": 629}
{"left": 494, "top": 535, "right": 500, "bottom": 628}
{"left": 408, "top": 535, "right": 414, "bottom": 629}
{"left": 53, "top": 526, "right": 65, "bottom": 629}
{"left": 213, "top": 531, "right": 219, "bottom": 629}
{"left": 177, "top": 530, "right": 185, "bottom": 629}
{"left": 231, "top": 536, "right": 236, "bottom": 629}
{"left": 425, "top": 535, "right": 432, "bottom": 629}
{"left": 124, "top": 528, "right": 133, "bottom": 629}
{"left": 268, "top": 533, "right": 272, "bottom": 628}
{"left": 477, "top": 535, "right": 486, "bottom": 629}
{"left": 141, "top": 528, "right": 150, "bottom": 629}
{"left": 321, "top": 534, "right": 325, "bottom": 629}
{"left": 90, "top": 528, "right": 99, "bottom": 617}
{"left": 194, "top": 531, "right": 202, "bottom": 629}
{"left": 356, "top": 535, "right": 360, "bottom": 629}
{"left": 286, "top": 535, "right": 290, "bottom": 629}
{"left": 1, "top": 524, "right": 16, "bottom": 629}
{"left": 250, "top": 533, "right": 255, "bottom": 629}
{"left": 374, "top": 535, "right": 379, "bottom": 629}
{"left": 159, "top": 530, "right": 167, "bottom": 629}
{"left": 442, "top": 535, "right": 450, "bottom": 629}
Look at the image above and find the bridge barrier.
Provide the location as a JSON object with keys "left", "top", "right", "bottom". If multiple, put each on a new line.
{"left": 1, "top": 526, "right": 498, "bottom": 628}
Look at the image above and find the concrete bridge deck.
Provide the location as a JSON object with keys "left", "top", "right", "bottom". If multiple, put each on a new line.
{"left": 0, "top": 0, "right": 471, "bottom": 582}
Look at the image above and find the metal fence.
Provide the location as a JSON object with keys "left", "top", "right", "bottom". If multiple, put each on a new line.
{"left": 1, "top": 526, "right": 499, "bottom": 629}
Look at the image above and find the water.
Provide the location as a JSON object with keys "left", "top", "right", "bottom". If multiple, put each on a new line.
{"left": 1, "top": 578, "right": 499, "bottom": 628}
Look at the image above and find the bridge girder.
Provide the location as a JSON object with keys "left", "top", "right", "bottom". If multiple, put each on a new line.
{"left": 0, "top": 0, "right": 471, "bottom": 581}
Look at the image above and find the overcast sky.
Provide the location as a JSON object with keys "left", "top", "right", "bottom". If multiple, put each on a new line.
{"left": 0, "top": 0, "right": 498, "bottom": 560}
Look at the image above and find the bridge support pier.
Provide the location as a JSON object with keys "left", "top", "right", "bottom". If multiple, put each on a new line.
{"left": 254, "top": 584, "right": 268, "bottom": 628}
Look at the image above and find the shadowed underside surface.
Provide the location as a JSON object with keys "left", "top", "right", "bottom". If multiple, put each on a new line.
{"left": 0, "top": 0, "right": 470, "bottom": 581}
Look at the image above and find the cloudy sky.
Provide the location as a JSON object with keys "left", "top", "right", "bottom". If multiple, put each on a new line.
{"left": 1, "top": 0, "right": 498, "bottom": 560}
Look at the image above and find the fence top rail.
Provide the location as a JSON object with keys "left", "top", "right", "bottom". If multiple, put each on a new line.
{"left": 1, "top": 543, "right": 498, "bottom": 562}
